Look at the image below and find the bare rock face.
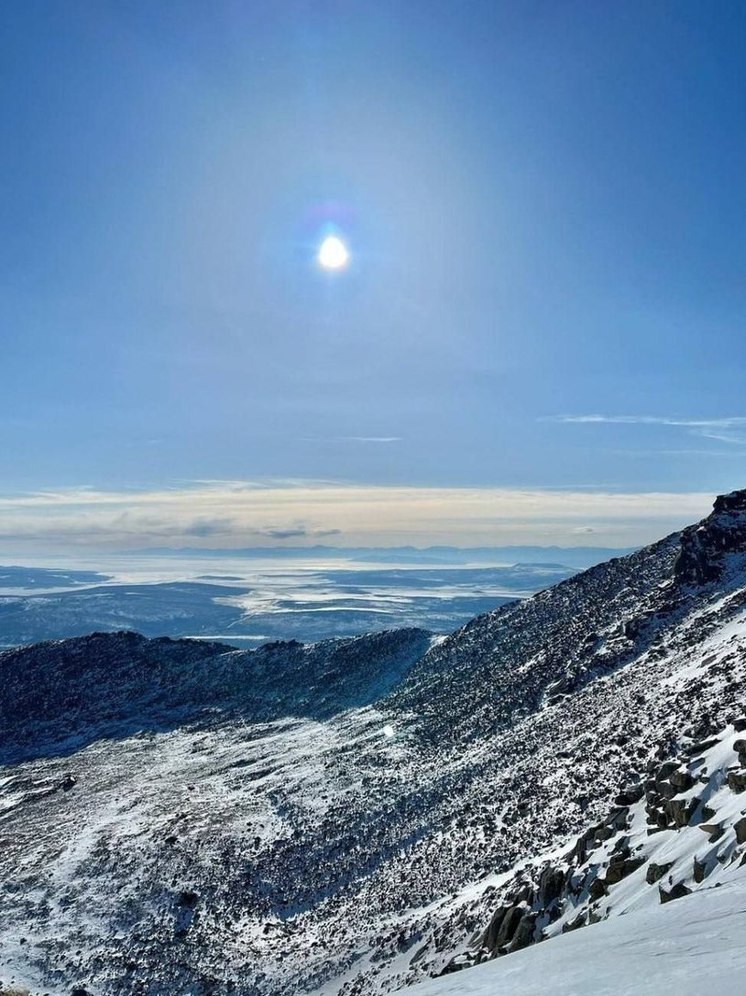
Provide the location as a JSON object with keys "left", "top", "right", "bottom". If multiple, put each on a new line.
{"left": 674, "top": 489, "right": 746, "bottom": 585}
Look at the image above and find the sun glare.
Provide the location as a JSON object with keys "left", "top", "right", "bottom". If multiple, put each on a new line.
{"left": 317, "top": 234, "right": 350, "bottom": 271}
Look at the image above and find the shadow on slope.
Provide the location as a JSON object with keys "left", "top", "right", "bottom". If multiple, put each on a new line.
{"left": 0, "top": 627, "right": 432, "bottom": 764}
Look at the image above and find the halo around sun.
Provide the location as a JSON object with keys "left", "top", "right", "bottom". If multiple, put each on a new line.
{"left": 317, "top": 234, "right": 350, "bottom": 271}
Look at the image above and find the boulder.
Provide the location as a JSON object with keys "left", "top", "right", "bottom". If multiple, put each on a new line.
{"left": 669, "top": 769, "right": 695, "bottom": 791}
{"left": 734, "top": 816, "right": 746, "bottom": 845}
{"left": 687, "top": 737, "right": 721, "bottom": 756}
{"left": 510, "top": 911, "right": 539, "bottom": 951}
{"left": 482, "top": 905, "right": 510, "bottom": 952}
{"left": 646, "top": 861, "right": 674, "bottom": 884}
{"left": 177, "top": 889, "right": 200, "bottom": 909}
{"left": 588, "top": 877, "right": 607, "bottom": 901}
{"left": 693, "top": 856, "right": 707, "bottom": 884}
{"left": 493, "top": 905, "right": 525, "bottom": 950}
{"left": 537, "top": 865, "right": 564, "bottom": 907}
{"left": 605, "top": 856, "right": 645, "bottom": 885}
{"left": 614, "top": 783, "right": 644, "bottom": 806}
{"left": 655, "top": 761, "right": 679, "bottom": 786}
{"left": 659, "top": 882, "right": 691, "bottom": 904}
{"left": 664, "top": 797, "right": 697, "bottom": 828}
{"left": 658, "top": 781, "right": 679, "bottom": 801}
{"left": 439, "top": 954, "right": 471, "bottom": 976}
{"left": 727, "top": 770, "right": 746, "bottom": 793}
{"left": 697, "top": 823, "right": 724, "bottom": 843}
{"left": 610, "top": 835, "right": 631, "bottom": 858}
{"left": 734, "top": 740, "right": 746, "bottom": 765}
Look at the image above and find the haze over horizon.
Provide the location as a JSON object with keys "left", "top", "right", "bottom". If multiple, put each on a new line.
{"left": 0, "top": 482, "right": 719, "bottom": 557}
{"left": 2, "top": 1, "right": 745, "bottom": 556}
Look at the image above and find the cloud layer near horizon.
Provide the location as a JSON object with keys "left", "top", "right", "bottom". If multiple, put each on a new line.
{"left": 0, "top": 482, "right": 717, "bottom": 554}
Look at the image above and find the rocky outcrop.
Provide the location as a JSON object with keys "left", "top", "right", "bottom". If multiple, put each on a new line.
{"left": 441, "top": 718, "right": 746, "bottom": 978}
{"left": 674, "top": 490, "right": 746, "bottom": 585}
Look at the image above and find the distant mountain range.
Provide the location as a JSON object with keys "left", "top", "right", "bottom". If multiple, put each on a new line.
{"left": 134, "top": 544, "right": 635, "bottom": 568}
{"left": 2, "top": 494, "right": 746, "bottom": 994}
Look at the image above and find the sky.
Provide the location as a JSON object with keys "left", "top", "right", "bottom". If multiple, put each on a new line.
{"left": 1, "top": 1, "right": 745, "bottom": 553}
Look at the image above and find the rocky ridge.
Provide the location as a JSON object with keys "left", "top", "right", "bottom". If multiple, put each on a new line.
{"left": 0, "top": 627, "right": 432, "bottom": 762}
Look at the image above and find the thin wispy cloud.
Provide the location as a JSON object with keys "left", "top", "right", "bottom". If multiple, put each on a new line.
{"left": 301, "top": 437, "right": 403, "bottom": 444}
{"left": 546, "top": 415, "right": 746, "bottom": 446}
{"left": 344, "top": 436, "right": 402, "bottom": 444}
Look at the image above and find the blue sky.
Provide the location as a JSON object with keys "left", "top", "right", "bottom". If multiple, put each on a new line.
{"left": 1, "top": 1, "right": 745, "bottom": 551}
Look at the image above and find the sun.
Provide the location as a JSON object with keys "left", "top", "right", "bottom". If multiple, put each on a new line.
{"left": 317, "top": 234, "right": 350, "bottom": 271}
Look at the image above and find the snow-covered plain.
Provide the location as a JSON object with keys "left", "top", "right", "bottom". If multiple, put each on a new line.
{"left": 0, "top": 559, "right": 573, "bottom": 648}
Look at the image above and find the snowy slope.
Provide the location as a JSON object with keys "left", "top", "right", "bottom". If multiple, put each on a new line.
{"left": 402, "top": 880, "right": 746, "bottom": 996}
{"left": 2, "top": 491, "right": 746, "bottom": 995}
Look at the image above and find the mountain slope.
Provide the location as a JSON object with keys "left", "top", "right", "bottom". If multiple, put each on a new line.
{"left": 2, "top": 491, "right": 746, "bottom": 995}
